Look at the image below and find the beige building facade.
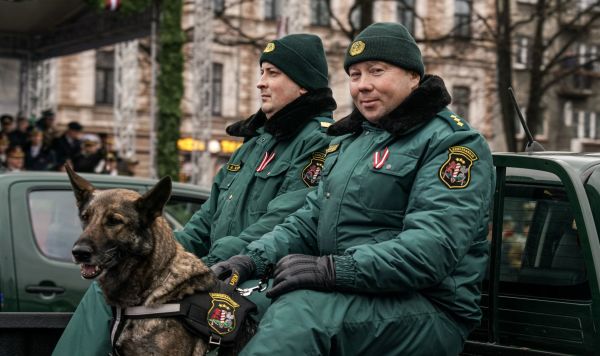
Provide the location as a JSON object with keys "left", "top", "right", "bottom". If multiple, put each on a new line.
{"left": 3, "top": 0, "right": 597, "bottom": 178}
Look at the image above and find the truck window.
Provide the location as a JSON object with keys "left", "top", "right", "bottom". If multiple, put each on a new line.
{"left": 498, "top": 184, "right": 590, "bottom": 299}
{"left": 163, "top": 199, "right": 202, "bottom": 230}
{"left": 28, "top": 190, "right": 204, "bottom": 262}
{"left": 29, "top": 190, "right": 81, "bottom": 261}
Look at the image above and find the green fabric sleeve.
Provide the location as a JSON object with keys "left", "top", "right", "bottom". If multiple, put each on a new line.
{"left": 173, "top": 167, "right": 227, "bottom": 257}
{"left": 243, "top": 186, "right": 322, "bottom": 266}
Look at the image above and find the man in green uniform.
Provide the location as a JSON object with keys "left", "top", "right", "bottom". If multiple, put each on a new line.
{"left": 213, "top": 23, "right": 495, "bottom": 355}
{"left": 53, "top": 33, "right": 336, "bottom": 356}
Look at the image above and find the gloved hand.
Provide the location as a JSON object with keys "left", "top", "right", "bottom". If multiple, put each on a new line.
{"left": 266, "top": 254, "right": 335, "bottom": 298}
{"left": 211, "top": 255, "right": 256, "bottom": 287}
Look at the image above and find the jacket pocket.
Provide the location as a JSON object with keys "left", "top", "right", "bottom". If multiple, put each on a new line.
{"left": 218, "top": 171, "right": 239, "bottom": 190}
{"left": 250, "top": 161, "right": 291, "bottom": 213}
{"left": 359, "top": 154, "right": 418, "bottom": 212}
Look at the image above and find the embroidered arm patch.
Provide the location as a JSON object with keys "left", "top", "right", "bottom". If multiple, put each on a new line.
{"left": 439, "top": 146, "right": 478, "bottom": 189}
{"left": 302, "top": 151, "right": 326, "bottom": 187}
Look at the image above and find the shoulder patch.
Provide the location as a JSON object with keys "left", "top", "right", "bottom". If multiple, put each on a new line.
{"left": 302, "top": 151, "right": 326, "bottom": 187}
{"left": 439, "top": 146, "right": 478, "bottom": 189}
{"left": 320, "top": 121, "right": 332, "bottom": 128}
{"left": 325, "top": 143, "right": 339, "bottom": 154}
{"left": 439, "top": 111, "right": 470, "bottom": 131}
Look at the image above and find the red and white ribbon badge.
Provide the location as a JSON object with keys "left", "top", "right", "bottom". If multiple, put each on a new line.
{"left": 105, "top": 0, "right": 121, "bottom": 11}
{"left": 256, "top": 151, "right": 276, "bottom": 172}
{"left": 373, "top": 147, "right": 390, "bottom": 170}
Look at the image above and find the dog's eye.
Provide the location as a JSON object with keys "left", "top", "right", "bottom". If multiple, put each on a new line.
{"left": 81, "top": 213, "right": 89, "bottom": 222}
{"left": 106, "top": 215, "right": 124, "bottom": 226}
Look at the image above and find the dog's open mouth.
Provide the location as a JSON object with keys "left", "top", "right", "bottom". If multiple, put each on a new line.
{"left": 80, "top": 264, "right": 103, "bottom": 279}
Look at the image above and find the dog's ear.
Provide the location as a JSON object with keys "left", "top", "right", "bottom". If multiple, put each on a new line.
{"left": 137, "top": 176, "right": 172, "bottom": 221}
{"left": 65, "top": 163, "right": 95, "bottom": 209}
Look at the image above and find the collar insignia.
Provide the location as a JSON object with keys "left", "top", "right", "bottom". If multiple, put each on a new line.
{"left": 325, "top": 143, "right": 340, "bottom": 154}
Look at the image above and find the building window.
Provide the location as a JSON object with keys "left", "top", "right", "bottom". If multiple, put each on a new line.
{"left": 515, "top": 36, "right": 529, "bottom": 69}
{"left": 214, "top": 0, "right": 225, "bottom": 14}
{"left": 573, "top": 110, "right": 599, "bottom": 139}
{"left": 350, "top": 6, "right": 361, "bottom": 29}
{"left": 397, "top": 0, "right": 416, "bottom": 34}
{"left": 453, "top": 0, "right": 471, "bottom": 38}
{"left": 265, "top": 0, "right": 281, "bottom": 20}
{"left": 452, "top": 86, "right": 470, "bottom": 119}
{"left": 95, "top": 50, "right": 114, "bottom": 105}
{"left": 590, "top": 45, "right": 600, "bottom": 72}
{"left": 311, "top": 0, "right": 329, "bottom": 26}
{"left": 212, "top": 63, "right": 223, "bottom": 116}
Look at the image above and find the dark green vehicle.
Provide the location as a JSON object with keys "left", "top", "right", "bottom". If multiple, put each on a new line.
{"left": 0, "top": 171, "right": 209, "bottom": 355}
{"left": 463, "top": 152, "right": 600, "bottom": 355}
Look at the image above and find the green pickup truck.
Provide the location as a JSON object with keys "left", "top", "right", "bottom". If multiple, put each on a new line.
{"left": 1, "top": 152, "right": 599, "bottom": 355}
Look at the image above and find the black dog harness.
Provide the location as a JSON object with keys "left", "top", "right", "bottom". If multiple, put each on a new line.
{"left": 109, "top": 281, "right": 257, "bottom": 356}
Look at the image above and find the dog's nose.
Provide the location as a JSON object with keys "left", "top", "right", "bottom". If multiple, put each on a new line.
{"left": 72, "top": 244, "right": 93, "bottom": 263}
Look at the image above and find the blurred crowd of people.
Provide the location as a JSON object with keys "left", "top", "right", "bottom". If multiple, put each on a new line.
{"left": 0, "top": 110, "right": 139, "bottom": 175}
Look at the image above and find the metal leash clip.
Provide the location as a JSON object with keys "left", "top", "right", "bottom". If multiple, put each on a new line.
{"left": 235, "top": 264, "right": 273, "bottom": 296}
{"left": 236, "top": 280, "right": 267, "bottom": 296}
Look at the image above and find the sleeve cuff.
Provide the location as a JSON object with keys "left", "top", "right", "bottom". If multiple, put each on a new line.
{"left": 201, "top": 254, "right": 220, "bottom": 267}
{"left": 333, "top": 254, "right": 356, "bottom": 289}
{"left": 247, "top": 250, "right": 269, "bottom": 278}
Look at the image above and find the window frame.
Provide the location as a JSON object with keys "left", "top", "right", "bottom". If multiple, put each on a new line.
{"left": 95, "top": 50, "right": 115, "bottom": 105}
{"left": 211, "top": 62, "right": 224, "bottom": 117}
{"left": 264, "top": 0, "right": 280, "bottom": 20}
{"left": 452, "top": 85, "right": 470, "bottom": 119}
{"left": 310, "top": 0, "right": 330, "bottom": 27}
{"left": 514, "top": 35, "right": 530, "bottom": 69}
{"left": 453, "top": 0, "right": 472, "bottom": 38}
{"left": 396, "top": 0, "right": 416, "bottom": 34}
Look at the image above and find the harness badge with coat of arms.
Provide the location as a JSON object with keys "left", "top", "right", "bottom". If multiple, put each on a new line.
{"left": 207, "top": 293, "right": 239, "bottom": 335}
{"left": 439, "top": 146, "right": 478, "bottom": 189}
{"left": 302, "top": 151, "right": 326, "bottom": 187}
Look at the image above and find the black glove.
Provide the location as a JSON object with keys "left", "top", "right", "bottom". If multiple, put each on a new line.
{"left": 211, "top": 255, "right": 256, "bottom": 287}
{"left": 266, "top": 254, "right": 335, "bottom": 299}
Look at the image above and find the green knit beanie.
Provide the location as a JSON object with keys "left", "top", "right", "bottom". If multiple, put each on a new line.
{"left": 344, "top": 22, "right": 424, "bottom": 78}
{"left": 260, "top": 34, "right": 329, "bottom": 90}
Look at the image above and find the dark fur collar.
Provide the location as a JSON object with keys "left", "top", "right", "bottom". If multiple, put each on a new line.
{"left": 327, "top": 75, "right": 451, "bottom": 137}
{"left": 226, "top": 88, "right": 337, "bottom": 141}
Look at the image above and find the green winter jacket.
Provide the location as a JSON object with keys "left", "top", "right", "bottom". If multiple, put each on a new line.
{"left": 175, "top": 88, "right": 336, "bottom": 266}
{"left": 246, "top": 75, "right": 495, "bottom": 332}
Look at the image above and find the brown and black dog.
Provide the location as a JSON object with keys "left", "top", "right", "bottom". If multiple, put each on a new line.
{"left": 66, "top": 165, "right": 254, "bottom": 355}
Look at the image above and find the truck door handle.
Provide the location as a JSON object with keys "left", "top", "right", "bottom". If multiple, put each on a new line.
{"left": 25, "top": 285, "right": 66, "bottom": 294}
